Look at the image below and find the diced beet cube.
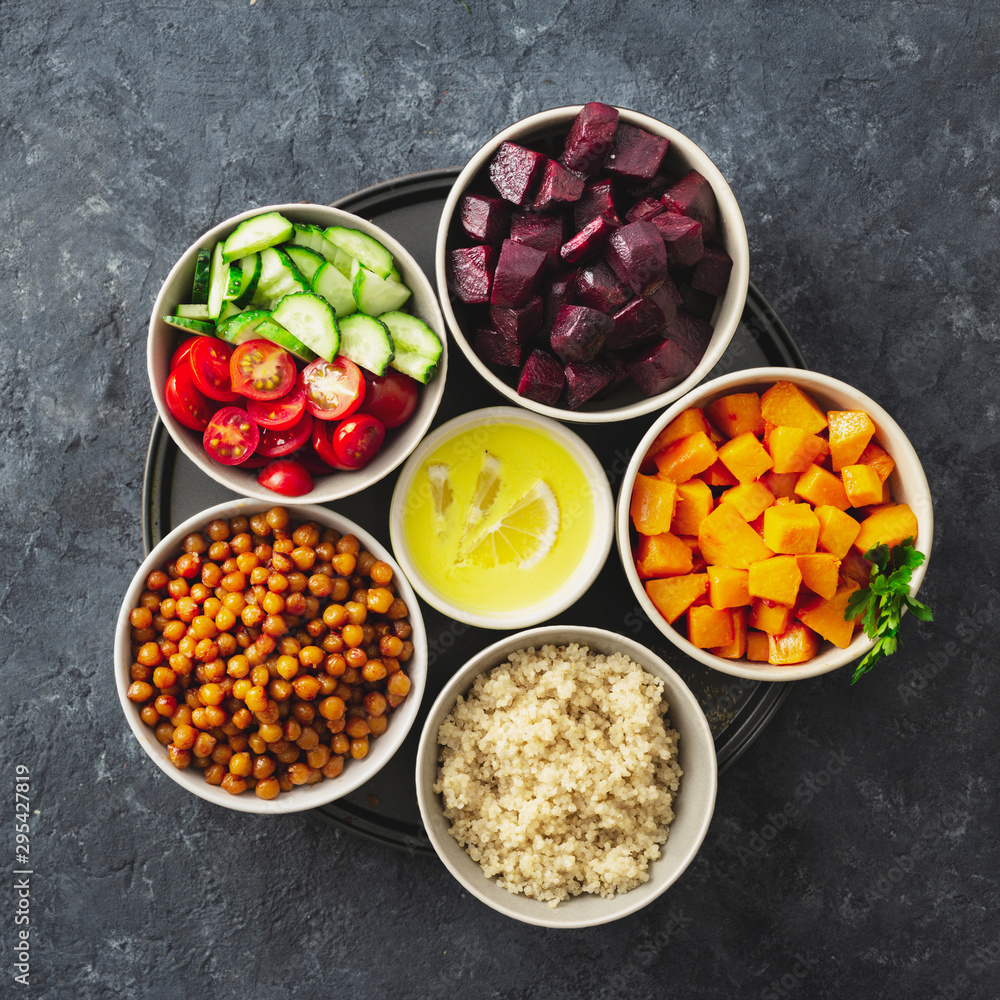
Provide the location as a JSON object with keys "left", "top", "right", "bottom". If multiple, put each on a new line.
{"left": 597, "top": 350, "right": 629, "bottom": 394}
{"left": 646, "top": 272, "right": 681, "bottom": 326}
{"left": 574, "top": 178, "right": 619, "bottom": 230}
{"left": 625, "top": 337, "right": 699, "bottom": 396}
{"left": 574, "top": 261, "right": 632, "bottom": 314}
{"left": 489, "top": 295, "right": 543, "bottom": 343}
{"left": 605, "top": 123, "right": 670, "bottom": 181}
{"left": 665, "top": 308, "right": 713, "bottom": 362}
{"left": 605, "top": 296, "right": 667, "bottom": 351}
{"left": 489, "top": 142, "right": 547, "bottom": 205}
{"left": 459, "top": 193, "right": 510, "bottom": 245}
{"left": 543, "top": 273, "right": 575, "bottom": 332}
{"left": 473, "top": 327, "right": 527, "bottom": 368}
{"left": 549, "top": 304, "right": 613, "bottom": 364}
{"left": 651, "top": 212, "right": 705, "bottom": 268}
{"left": 625, "top": 197, "right": 665, "bottom": 224}
{"left": 661, "top": 170, "right": 718, "bottom": 243}
{"left": 447, "top": 245, "right": 498, "bottom": 304}
{"left": 560, "top": 102, "right": 619, "bottom": 176}
{"left": 510, "top": 210, "right": 566, "bottom": 269}
{"left": 560, "top": 214, "right": 618, "bottom": 265}
{"left": 531, "top": 159, "right": 585, "bottom": 210}
{"left": 564, "top": 358, "right": 616, "bottom": 409}
{"left": 605, "top": 220, "right": 668, "bottom": 296}
{"left": 691, "top": 244, "right": 733, "bottom": 296}
{"left": 674, "top": 278, "right": 717, "bottom": 320}
{"left": 517, "top": 350, "right": 565, "bottom": 406}
{"left": 490, "top": 239, "right": 548, "bottom": 307}
{"left": 626, "top": 172, "right": 672, "bottom": 202}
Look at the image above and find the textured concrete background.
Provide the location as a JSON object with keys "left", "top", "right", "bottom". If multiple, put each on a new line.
{"left": 2, "top": 1, "right": 998, "bottom": 997}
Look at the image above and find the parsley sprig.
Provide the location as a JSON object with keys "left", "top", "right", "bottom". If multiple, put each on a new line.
{"left": 845, "top": 537, "right": 933, "bottom": 684}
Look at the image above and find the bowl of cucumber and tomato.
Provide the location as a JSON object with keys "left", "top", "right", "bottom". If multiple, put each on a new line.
{"left": 149, "top": 203, "right": 447, "bottom": 501}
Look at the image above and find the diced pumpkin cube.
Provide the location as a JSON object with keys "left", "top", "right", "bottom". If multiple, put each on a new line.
{"left": 677, "top": 535, "right": 707, "bottom": 573}
{"left": 719, "top": 480, "right": 775, "bottom": 522}
{"left": 795, "top": 552, "right": 841, "bottom": 600}
{"left": 854, "top": 503, "right": 918, "bottom": 553}
{"left": 796, "top": 581, "right": 861, "bottom": 648}
{"left": 746, "top": 629, "right": 770, "bottom": 661}
{"left": 702, "top": 460, "right": 738, "bottom": 487}
{"left": 750, "top": 598, "right": 792, "bottom": 635}
{"left": 760, "top": 381, "right": 828, "bottom": 434}
{"left": 718, "top": 432, "right": 773, "bottom": 484}
{"left": 635, "top": 532, "right": 693, "bottom": 579}
{"left": 708, "top": 565, "right": 751, "bottom": 609}
{"left": 768, "top": 622, "right": 820, "bottom": 664}
{"left": 645, "top": 574, "right": 709, "bottom": 624}
{"left": 768, "top": 426, "right": 828, "bottom": 474}
{"left": 828, "top": 410, "right": 876, "bottom": 471}
{"left": 672, "top": 479, "right": 714, "bottom": 535}
{"left": 858, "top": 442, "right": 895, "bottom": 484}
{"left": 705, "top": 393, "right": 765, "bottom": 439}
{"left": 765, "top": 471, "right": 799, "bottom": 500}
{"left": 748, "top": 555, "right": 803, "bottom": 606}
{"left": 647, "top": 407, "right": 712, "bottom": 456}
{"left": 688, "top": 604, "right": 736, "bottom": 648}
{"left": 795, "top": 464, "right": 849, "bottom": 510}
{"left": 839, "top": 549, "right": 872, "bottom": 588}
{"left": 630, "top": 474, "right": 678, "bottom": 534}
{"left": 815, "top": 504, "right": 861, "bottom": 559}
{"left": 712, "top": 607, "right": 749, "bottom": 659}
{"left": 698, "top": 503, "right": 774, "bottom": 569}
{"left": 762, "top": 503, "right": 820, "bottom": 554}
{"left": 773, "top": 496, "right": 795, "bottom": 507}
{"left": 842, "top": 464, "right": 883, "bottom": 508}
{"left": 654, "top": 431, "right": 718, "bottom": 483}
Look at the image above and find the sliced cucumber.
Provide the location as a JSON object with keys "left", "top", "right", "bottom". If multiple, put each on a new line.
{"left": 287, "top": 223, "right": 353, "bottom": 273}
{"left": 206, "top": 242, "right": 231, "bottom": 319}
{"left": 233, "top": 253, "right": 261, "bottom": 308}
{"left": 271, "top": 292, "right": 340, "bottom": 362}
{"left": 191, "top": 247, "right": 211, "bottom": 304}
{"left": 312, "top": 261, "right": 358, "bottom": 319}
{"left": 218, "top": 301, "right": 243, "bottom": 324}
{"left": 221, "top": 211, "right": 293, "bottom": 263}
{"left": 324, "top": 226, "right": 394, "bottom": 280}
{"left": 252, "top": 247, "right": 310, "bottom": 309}
{"left": 216, "top": 309, "right": 316, "bottom": 363}
{"left": 379, "top": 311, "right": 443, "bottom": 384}
{"left": 284, "top": 245, "right": 325, "bottom": 283}
{"left": 175, "top": 303, "right": 212, "bottom": 320}
{"left": 388, "top": 262, "right": 402, "bottom": 283}
{"left": 223, "top": 259, "right": 244, "bottom": 300}
{"left": 352, "top": 265, "right": 412, "bottom": 315}
{"left": 164, "top": 315, "right": 215, "bottom": 336}
{"left": 338, "top": 313, "right": 395, "bottom": 376}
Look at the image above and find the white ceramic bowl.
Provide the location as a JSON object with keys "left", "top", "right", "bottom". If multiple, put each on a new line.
{"left": 115, "top": 500, "right": 426, "bottom": 813}
{"left": 435, "top": 105, "right": 749, "bottom": 423}
{"left": 617, "top": 367, "right": 934, "bottom": 682}
{"left": 149, "top": 203, "right": 448, "bottom": 504}
{"left": 389, "top": 406, "right": 614, "bottom": 629}
{"left": 415, "top": 625, "right": 718, "bottom": 928}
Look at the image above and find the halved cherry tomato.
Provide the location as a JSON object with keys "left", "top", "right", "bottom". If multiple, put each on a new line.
{"left": 257, "top": 459, "right": 313, "bottom": 496}
{"left": 312, "top": 420, "right": 354, "bottom": 471}
{"left": 256, "top": 411, "right": 313, "bottom": 458}
{"left": 190, "top": 337, "right": 239, "bottom": 402}
{"left": 165, "top": 366, "right": 216, "bottom": 431}
{"left": 247, "top": 384, "right": 307, "bottom": 430}
{"left": 292, "top": 446, "right": 337, "bottom": 476}
{"left": 170, "top": 338, "right": 198, "bottom": 372}
{"left": 331, "top": 413, "right": 385, "bottom": 470}
{"left": 203, "top": 407, "right": 260, "bottom": 465}
{"left": 300, "top": 357, "right": 365, "bottom": 421}
{"left": 361, "top": 370, "right": 419, "bottom": 430}
{"left": 230, "top": 340, "right": 296, "bottom": 401}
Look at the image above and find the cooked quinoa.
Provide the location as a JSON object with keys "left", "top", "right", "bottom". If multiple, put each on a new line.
{"left": 434, "top": 643, "right": 682, "bottom": 906}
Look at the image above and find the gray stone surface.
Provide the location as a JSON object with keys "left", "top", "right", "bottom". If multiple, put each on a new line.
{"left": 2, "top": 1, "right": 998, "bottom": 997}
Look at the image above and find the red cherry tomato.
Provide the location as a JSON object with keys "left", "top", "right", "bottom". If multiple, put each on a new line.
{"left": 203, "top": 407, "right": 260, "bottom": 465}
{"left": 361, "top": 370, "right": 419, "bottom": 430}
{"left": 230, "top": 340, "right": 296, "bottom": 401}
{"left": 170, "top": 338, "right": 198, "bottom": 372}
{"left": 331, "top": 413, "right": 385, "bottom": 470}
{"left": 292, "top": 446, "right": 337, "bottom": 476}
{"left": 255, "top": 411, "right": 313, "bottom": 458}
{"left": 164, "top": 366, "right": 216, "bottom": 431}
{"left": 300, "top": 357, "right": 365, "bottom": 421}
{"left": 257, "top": 459, "right": 314, "bottom": 496}
{"left": 312, "top": 420, "right": 354, "bottom": 470}
{"left": 247, "top": 384, "right": 307, "bottom": 430}
{"left": 189, "top": 337, "right": 239, "bottom": 402}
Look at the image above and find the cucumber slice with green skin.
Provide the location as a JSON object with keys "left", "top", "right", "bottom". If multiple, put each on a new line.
{"left": 233, "top": 253, "right": 261, "bottom": 308}
{"left": 287, "top": 223, "right": 353, "bottom": 273}
{"left": 388, "top": 263, "right": 402, "bottom": 283}
{"left": 324, "top": 226, "right": 395, "bottom": 280}
{"left": 163, "top": 315, "right": 215, "bottom": 336}
{"left": 221, "top": 211, "right": 294, "bottom": 263}
{"left": 352, "top": 265, "right": 412, "bottom": 315}
{"left": 191, "top": 247, "right": 211, "bottom": 304}
{"left": 216, "top": 309, "right": 317, "bottom": 362}
{"left": 312, "top": 261, "right": 358, "bottom": 319}
{"left": 175, "top": 303, "right": 212, "bottom": 320}
{"left": 206, "top": 242, "right": 231, "bottom": 319}
{"left": 337, "top": 313, "right": 395, "bottom": 376}
{"left": 223, "top": 259, "right": 244, "bottom": 300}
{"left": 252, "top": 247, "right": 310, "bottom": 309}
{"left": 271, "top": 292, "right": 341, "bottom": 362}
{"left": 284, "top": 245, "right": 325, "bottom": 283}
{"left": 218, "top": 301, "right": 243, "bottom": 323}
{"left": 379, "top": 311, "right": 443, "bottom": 384}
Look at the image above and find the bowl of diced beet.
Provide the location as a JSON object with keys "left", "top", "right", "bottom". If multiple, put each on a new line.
{"left": 436, "top": 103, "right": 749, "bottom": 422}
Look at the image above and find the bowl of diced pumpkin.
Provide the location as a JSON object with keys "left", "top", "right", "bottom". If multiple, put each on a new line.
{"left": 616, "top": 367, "right": 933, "bottom": 681}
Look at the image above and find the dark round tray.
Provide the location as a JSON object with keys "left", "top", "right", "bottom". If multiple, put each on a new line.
{"left": 143, "top": 168, "right": 802, "bottom": 855}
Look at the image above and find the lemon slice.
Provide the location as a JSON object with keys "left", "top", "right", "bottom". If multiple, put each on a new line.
{"left": 427, "top": 462, "right": 453, "bottom": 532}
{"left": 463, "top": 451, "right": 502, "bottom": 534}
{"left": 462, "top": 480, "right": 560, "bottom": 570}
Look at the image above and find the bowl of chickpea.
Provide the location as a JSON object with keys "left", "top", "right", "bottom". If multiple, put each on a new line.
{"left": 115, "top": 499, "right": 426, "bottom": 813}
